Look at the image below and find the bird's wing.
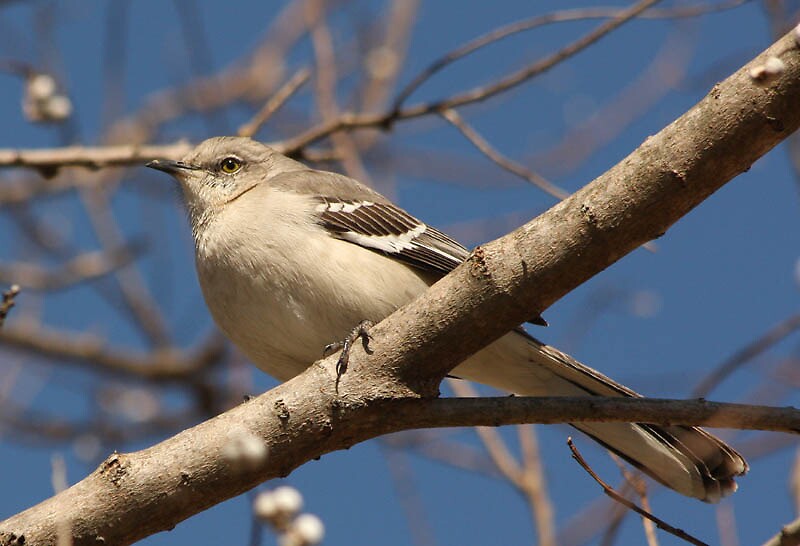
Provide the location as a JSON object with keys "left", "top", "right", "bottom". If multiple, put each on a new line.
{"left": 272, "top": 169, "right": 546, "bottom": 324}
{"left": 313, "top": 195, "right": 469, "bottom": 276}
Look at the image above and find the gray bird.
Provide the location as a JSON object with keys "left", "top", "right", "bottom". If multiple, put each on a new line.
{"left": 147, "top": 136, "right": 747, "bottom": 502}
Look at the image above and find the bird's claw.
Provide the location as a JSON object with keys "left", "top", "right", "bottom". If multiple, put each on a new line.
{"left": 322, "top": 341, "right": 342, "bottom": 358}
{"left": 324, "top": 320, "right": 374, "bottom": 378}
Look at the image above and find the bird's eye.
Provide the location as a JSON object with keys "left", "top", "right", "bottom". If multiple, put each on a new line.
{"left": 219, "top": 157, "right": 242, "bottom": 174}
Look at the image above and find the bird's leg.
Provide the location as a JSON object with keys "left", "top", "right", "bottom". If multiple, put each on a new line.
{"left": 323, "top": 320, "right": 374, "bottom": 377}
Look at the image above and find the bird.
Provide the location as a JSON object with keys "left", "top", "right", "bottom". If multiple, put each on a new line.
{"left": 147, "top": 136, "right": 747, "bottom": 502}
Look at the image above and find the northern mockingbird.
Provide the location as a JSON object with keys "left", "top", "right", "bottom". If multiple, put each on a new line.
{"left": 147, "top": 136, "right": 747, "bottom": 502}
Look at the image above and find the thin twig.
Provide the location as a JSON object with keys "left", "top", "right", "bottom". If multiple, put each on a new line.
{"left": 447, "top": 379, "right": 523, "bottom": 480}
{"left": 0, "top": 2, "right": 748, "bottom": 172}
{"left": 306, "top": 0, "right": 371, "bottom": 183}
{"left": 0, "top": 285, "right": 20, "bottom": 328}
{"left": 715, "top": 503, "right": 740, "bottom": 546}
{"left": 408, "top": 0, "right": 663, "bottom": 113}
{"left": 612, "top": 453, "right": 659, "bottom": 546}
{"left": 568, "top": 438, "right": 709, "bottom": 546}
{"left": 78, "top": 185, "right": 172, "bottom": 348}
{"left": 102, "top": 0, "right": 314, "bottom": 147}
{"left": 380, "top": 446, "right": 438, "bottom": 546}
{"left": 391, "top": 0, "right": 750, "bottom": 110}
{"left": 692, "top": 313, "right": 800, "bottom": 397}
{"left": 0, "top": 1, "right": 716, "bottom": 172}
{"left": 352, "top": 0, "right": 419, "bottom": 154}
{"left": 281, "top": 0, "right": 663, "bottom": 154}
{"left": 0, "top": 324, "right": 224, "bottom": 382}
{"left": 238, "top": 67, "right": 311, "bottom": 138}
{"left": 359, "top": 0, "right": 418, "bottom": 115}
{"left": 535, "top": 24, "right": 696, "bottom": 176}
{"left": 440, "top": 108, "right": 568, "bottom": 200}
{"left": 381, "top": 431, "right": 503, "bottom": 479}
{"left": 518, "top": 425, "right": 556, "bottom": 546}
{"left": 0, "top": 243, "right": 144, "bottom": 291}
{"left": 597, "top": 482, "right": 637, "bottom": 546}
{"left": 440, "top": 108, "right": 661, "bottom": 252}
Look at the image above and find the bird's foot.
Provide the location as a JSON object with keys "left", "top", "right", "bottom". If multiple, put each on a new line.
{"left": 323, "top": 320, "right": 374, "bottom": 378}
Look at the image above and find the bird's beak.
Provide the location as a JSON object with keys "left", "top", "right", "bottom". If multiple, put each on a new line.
{"left": 145, "top": 159, "right": 200, "bottom": 175}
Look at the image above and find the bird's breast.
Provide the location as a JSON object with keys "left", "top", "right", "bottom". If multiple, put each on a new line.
{"left": 195, "top": 225, "right": 431, "bottom": 381}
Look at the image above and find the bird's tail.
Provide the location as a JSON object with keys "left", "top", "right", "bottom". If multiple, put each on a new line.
{"left": 451, "top": 330, "right": 748, "bottom": 502}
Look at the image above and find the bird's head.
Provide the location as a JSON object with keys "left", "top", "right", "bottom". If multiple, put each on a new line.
{"left": 147, "top": 136, "right": 301, "bottom": 213}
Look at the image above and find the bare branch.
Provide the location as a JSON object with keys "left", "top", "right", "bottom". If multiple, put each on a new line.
{"left": 306, "top": 0, "right": 371, "bottom": 183}
{"left": 0, "top": 244, "right": 143, "bottom": 291}
{"left": 536, "top": 24, "right": 696, "bottom": 176}
{"left": 0, "top": 142, "right": 336, "bottom": 181}
{"left": 281, "top": 0, "right": 662, "bottom": 153}
{"left": 1, "top": 391, "right": 798, "bottom": 545}
{"left": 407, "top": 0, "right": 659, "bottom": 112}
{"left": 440, "top": 108, "right": 568, "bottom": 200}
{"left": 447, "top": 378, "right": 556, "bottom": 546}
{"left": 0, "top": 25, "right": 798, "bottom": 546}
{"left": 0, "top": 0, "right": 688, "bottom": 174}
{"left": 761, "top": 515, "right": 800, "bottom": 546}
{"left": 611, "top": 454, "right": 659, "bottom": 546}
{"left": 569, "top": 438, "right": 708, "bottom": 546}
{"left": 692, "top": 313, "right": 800, "bottom": 397}
{"left": 382, "top": 431, "right": 502, "bottom": 478}
{"left": 238, "top": 67, "right": 311, "bottom": 138}
{"left": 0, "top": 142, "right": 193, "bottom": 173}
{"left": 0, "top": 325, "right": 224, "bottom": 382}
{"left": 394, "top": 397, "right": 800, "bottom": 434}
{"left": 0, "top": 285, "right": 20, "bottom": 328}
{"left": 102, "top": 0, "right": 316, "bottom": 146}
{"left": 391, "top": 0, "right": 749, "bottom": 111}
{"left": 78, "top": 185, "right": 171, "bottom": 348}
{"left": 715, "top": 503, "right": 740, "bottom": 546}
{"left": 518, "top": 425, "right": 556, "bottom": 546}
{"left": 447, "top": 380, "right": 523, "bottom": 480}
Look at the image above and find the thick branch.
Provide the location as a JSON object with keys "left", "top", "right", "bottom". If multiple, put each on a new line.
{"left": 1, "top": 29, "right": 799, "bottom": 546}
{"left": 2, "top": 391, "right": 799, "bottom": 546}
{"left": 349, "top": 30, "right": 800, "bottom": 392}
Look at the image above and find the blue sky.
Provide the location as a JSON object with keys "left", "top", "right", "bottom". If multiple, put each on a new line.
{"left": 0, "top": 1, "right": 798, "bottom": 545}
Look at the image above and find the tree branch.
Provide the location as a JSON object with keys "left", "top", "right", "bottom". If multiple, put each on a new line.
{"left": 0, "top": 142, "right": 193, "bottom": 173}
{"left": 0, "top": 325, "right": 224, "bottom": 382}
{"left": 762, "top": 515, "right": 800, "bottom": 546}
{"left": 1, "top": 26, "right": 799, "bottom": 546}
{"left": 282, "top": 0, "right": 661, "bottom": 154}
{"left": 569, "top": 438, "right": 708, "bottom": 546}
